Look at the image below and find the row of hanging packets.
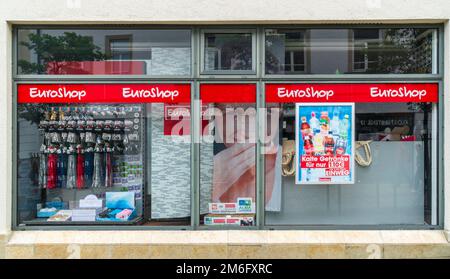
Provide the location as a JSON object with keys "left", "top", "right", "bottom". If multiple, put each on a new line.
{"left": 39, "top": 131, "right": 113, "bottom": 189}
{"left": 38, "top": 131, "right": 138, "bottom": 189}
{"left": 39, "top": 109, "right": 135, "bottom": 132}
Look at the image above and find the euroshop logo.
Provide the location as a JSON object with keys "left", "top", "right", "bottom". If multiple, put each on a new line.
{"left": 370, "top": 86, "right": 427, "bottom": 100}
{"left": 29, "top": 87, "right": 87, "bottom": 100}
{"left": 122, "top": 87, "right": 180, "bottom": 101}
{"left": 277, "top": 87, "right": 335, "bottom": 100}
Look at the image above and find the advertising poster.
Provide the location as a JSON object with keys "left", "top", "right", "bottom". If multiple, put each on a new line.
{"left": 295, "top": 103, "right": 355, "bottom": 184}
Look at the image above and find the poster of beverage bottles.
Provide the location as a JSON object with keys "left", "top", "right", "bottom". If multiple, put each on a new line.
{"left": 295, "top": 103, "right": 355, "bottom": 184}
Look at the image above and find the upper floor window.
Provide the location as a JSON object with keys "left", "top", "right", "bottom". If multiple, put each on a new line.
{"left": 265, "top": 28, "right": 437, "bottom": 75}
{"left": 202, "top": 30, "right": 256, "bottom": 73}
{"left": 17, "top": 29, "right": 191, "bottom": 76}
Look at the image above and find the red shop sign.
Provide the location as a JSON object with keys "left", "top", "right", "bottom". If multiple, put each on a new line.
{"left": 266, "top": 83, "right": 439, "bottom": 103}
{"left": 200, "top": 84, "right": 256, "bottom": 103}
{"left": 17, "top": 83, "right": 191, "bottom": 104}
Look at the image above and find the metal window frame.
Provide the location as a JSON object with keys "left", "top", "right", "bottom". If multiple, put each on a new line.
{"left": 199, "top": 28, "right": 258, "bottom": 76}
{"left": 11, "top": 24, "right": 444, "bottom": 231}
{"left": 261, "top": 26, "right": 443, "bottom": 80}
{"left": 14, "top": 26, "right": 195, "bottom": 80}
{"left": 260, "top": 79, "right": 443, "bottom": 229}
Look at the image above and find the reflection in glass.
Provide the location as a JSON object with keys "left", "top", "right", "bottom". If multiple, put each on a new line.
{"left": 17, "top": 29, "right": 191, "bottom": 75}
{"left": 200, "top": 102, "right": 260, "bottom": 226}
{"left": 265, "top": 28, "right": 435, "bottom": 74}
{"left": 16, "top": 102, "right": 192, "bottom": 226}
{"left": 204, "top": 33, "right": 253, "bottom": 71}
{"left": 264, "top": 102, "right": 434, "bottom": 225}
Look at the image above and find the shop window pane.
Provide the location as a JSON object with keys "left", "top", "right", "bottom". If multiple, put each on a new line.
{"left": 203, "top": 33, "right": 253, "bottom": 71}
{"left": 17, "top": 29, "right": 191, "bottom": 75}
{"left": 16, "top": 84, "right": 191, "bottom": 226}
{"left": 146, "top": 102, "right": 191, "bottom": 226}
{"left": 265, "top": 28, "right": 436, "bottom": 74}
{"left": 264, "top": 102, "right": 434, "bottom": 225}
{"left": 199, "top": 84, "right": 257, "bottom": 226}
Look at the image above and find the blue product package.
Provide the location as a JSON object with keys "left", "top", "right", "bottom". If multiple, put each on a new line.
{"left": 45, "top": 201, "right": 67, "bottom": 210}
{"left": 105, "top": 192, "right": 135, "bottom": 209}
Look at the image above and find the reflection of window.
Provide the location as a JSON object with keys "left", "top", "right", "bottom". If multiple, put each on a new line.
{"left": 203, "top": 31, "right": 254, "bottom": 72}
{"left": 353, "top": 42, "right": 368, "bottom": 71}
{"left": 352, "top": 29, "right": 380, "bottom": 72}
{"left": 284, "top": 50, "right": 305, "bottom": 73}
{"left": 283, "top": 32, "right": 305, "bottom": 73}
{"left": 106, "top": 35, "right": 133, "bottom": 74}
{"left": 266, "top": 28, "right": 436, "bottom": 74}
{"left": 265, "top": 30, "right": 306, "bottom": 74}
{"left": 106, "top": 35, "right": 133, "bottom": 60}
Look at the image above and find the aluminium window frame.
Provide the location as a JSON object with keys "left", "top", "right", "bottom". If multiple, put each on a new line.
{"left": 11, "top": 24, "right": 444, "bottom": 231}
{"left": 199, "top": 28, "right": 258, "bottom": 76}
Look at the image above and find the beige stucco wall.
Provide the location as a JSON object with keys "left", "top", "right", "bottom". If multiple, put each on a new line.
{"left": 0, "top": 0, "right": 449, "bottom": 237}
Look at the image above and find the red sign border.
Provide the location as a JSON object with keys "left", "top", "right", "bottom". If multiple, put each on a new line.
{"left": 17, "top": 83, "right": 192, "bottom": 104}
{"left": 265, "top": 83, "right": 439, "bottom": 103}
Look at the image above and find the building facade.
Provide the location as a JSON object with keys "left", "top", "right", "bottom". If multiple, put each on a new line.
{"left": 0, "top": 0, "right": 450, "bottom": 259}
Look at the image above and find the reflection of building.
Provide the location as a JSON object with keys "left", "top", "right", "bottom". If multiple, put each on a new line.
{"left": 267, "top": 29, "right": 434, "bottom": 74}
{"left": 18, "top": 30, "right": 191, "bottom": 75}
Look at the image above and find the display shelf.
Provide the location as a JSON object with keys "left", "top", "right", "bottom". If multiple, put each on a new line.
{"left": 23, "top": 216, "right": 143, "bottom": 226}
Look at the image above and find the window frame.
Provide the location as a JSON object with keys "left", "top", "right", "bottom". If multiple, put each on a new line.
{"left": 11, "top": 24, "right": 444, "bottom": 231}
{"left": 259, "top": 80, "right": 442, "bottom": 229}
{"left": 261, "top": 26, "right": 442, "bottom": 79}
{"left": 199, "top": 29, "right": 257, "bottom": 76}
{"left": 14, "top": 26, "right": 195, "bottom": 79}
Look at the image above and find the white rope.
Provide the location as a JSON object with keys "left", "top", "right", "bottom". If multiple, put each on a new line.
{"left": 355, "top": 140, "right": 373, "bottom": 167}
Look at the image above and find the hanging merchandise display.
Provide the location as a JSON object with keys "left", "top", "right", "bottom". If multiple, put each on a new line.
{"left": 17, "top": 82, "right": 192, "bottom": 224}
{"left": 29, "top": 102, "right": 145, "bottom": 223}
{"left": 66, "top": 132, "right": 77, "bottom": 189}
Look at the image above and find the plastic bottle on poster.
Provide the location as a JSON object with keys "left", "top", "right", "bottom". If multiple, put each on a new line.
{"left": 330, "top": 111, "right": 340, "bottom": 135}
{"left": 303, "top": 135, "right": 314, "bottom": 155}
{"left": 325, "top": 131, "right": 335, "bottom": 156}
{"left": 335, "top": 138, "right": 347, "bottom": 155}
{"left": 309, "top": 112, "right": 320, "bottom": 132}
{"left": 301, "top": 117, "right": 311, "bottom": 138}
{"left": 312, "top": 133, "right": 325, "bottom": 155}
{"left": 340, "top": 114, "right": 350, "bottom": 140}
{"left": 320, "top": 111, "right": 330, "bottom": 133}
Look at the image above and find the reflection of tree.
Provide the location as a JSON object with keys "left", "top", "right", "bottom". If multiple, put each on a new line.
{"left": 18, "top": 104, "right": 49, "bottom": 126}
{"left": 365, "top": 29, "right": 432, "bottom": 74}
{"left": 18, "top": 32, "right": 107, "bottom": 74}
{"left": 265, "top": 45, "right": 280, "bottom": 74}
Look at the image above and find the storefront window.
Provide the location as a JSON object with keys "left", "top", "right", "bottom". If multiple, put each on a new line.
{"left": 199, "top": 84, "right": 258, "bottom": 226}
{"left": 13, "top": 25, "right": 442, "bottom": 230}
{"left": 17, "top": 29, "right": 191, "bottom": 75}
{"left": 264, "top": 83, "right": 438, "bottom": 225}
{"left": 202, "top": 31, "right": 255, "bottom": 72}
{"left": 265, "top": 28, "right": 437, "bottom": 75}
{"left": 16, "top": 83, "right": 191, "bottom": 226}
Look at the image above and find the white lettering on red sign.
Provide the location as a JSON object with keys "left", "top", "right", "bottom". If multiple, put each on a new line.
{"left": 370, "top": 86, "right": 427, "bottom": 100}
{"left": 277, "top": 87, "right": 334, "bottom": 100}
{"left": 29, "top": 87, "right": 87, "bottom": 100}
{"left": 122, "top": 87, "right": 179, "bottom": 101}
